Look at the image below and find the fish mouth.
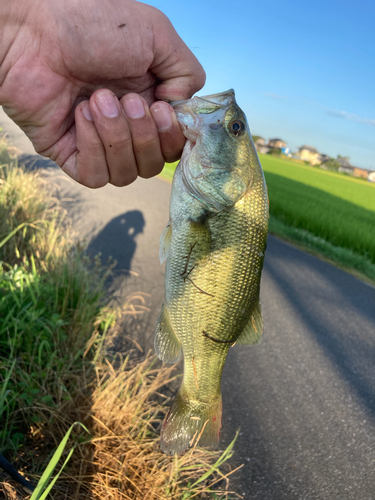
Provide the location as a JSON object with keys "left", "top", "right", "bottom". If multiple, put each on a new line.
{"left": 170, "top": 90, "right": 236, "bottom": 142}
{"left": 170, "top": 89, "right": 235, "bottom": 109}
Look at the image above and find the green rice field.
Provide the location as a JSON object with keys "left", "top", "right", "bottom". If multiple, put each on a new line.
{"left": 160, "top": 154, "right": 375, "bottom": 282}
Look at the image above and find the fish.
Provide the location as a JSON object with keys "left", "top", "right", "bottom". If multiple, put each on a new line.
{"left": 155, "top": 89, "right": 269, "bottom": 454}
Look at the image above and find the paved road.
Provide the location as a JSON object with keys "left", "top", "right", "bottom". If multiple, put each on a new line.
{"left": 44, "top": 167, "right": 375, "bottom": 500}
{"left": 2, "top": 108, "right": 375, "bottom": 499}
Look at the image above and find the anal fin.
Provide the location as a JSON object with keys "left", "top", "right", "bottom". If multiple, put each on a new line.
{"left": 236, "top": 300, "right": 264, "bottom": 345}
{"left": 155, "top": 303, "right": 181, "bottom": 364}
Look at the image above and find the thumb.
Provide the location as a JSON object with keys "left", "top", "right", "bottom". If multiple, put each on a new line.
{"left": 149, "top": 10, "right": 206, "bottom": 101}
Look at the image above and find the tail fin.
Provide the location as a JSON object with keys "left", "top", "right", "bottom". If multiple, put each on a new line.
{"left": 160, "top": 391, "right": 222, "bottom": 454}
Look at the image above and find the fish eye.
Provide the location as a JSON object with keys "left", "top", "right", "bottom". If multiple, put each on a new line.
{"left": 229, "top": 120, "right": 245, "bottom": 137}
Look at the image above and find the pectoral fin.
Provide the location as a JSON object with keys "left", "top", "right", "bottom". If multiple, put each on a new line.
{"left": 155, "top": 303, "right": 181, "bottom": 364}
{"left": 159, "top": 221, "right": 172, "bottom": 264}
{"left": 188, "top": 211, "right": 212, "bottom": 255}
{"left": 236, "top": 300, "right": 263, "bottom": 345}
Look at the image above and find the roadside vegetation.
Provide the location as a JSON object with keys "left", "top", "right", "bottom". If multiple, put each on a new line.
{"left": 0, "top": 138, "right": 240, "bottom": 500}
{"left": 160, "top": 154, "right": 375, "bottom": 283}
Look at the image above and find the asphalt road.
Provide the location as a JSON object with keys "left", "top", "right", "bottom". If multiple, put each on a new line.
{"left": 45, "top": 166, "right": 375, "bottom": 500}
{"left": 2, "top": 108, "right": 375, "bottom": 499}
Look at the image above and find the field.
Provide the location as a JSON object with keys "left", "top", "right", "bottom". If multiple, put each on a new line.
{"left": 160, "top": 153, "right": 375, "bottom": 282}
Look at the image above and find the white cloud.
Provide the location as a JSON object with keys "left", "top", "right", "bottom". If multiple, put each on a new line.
{"left": 325, "top": 109, "right": 375, "bottom": 127}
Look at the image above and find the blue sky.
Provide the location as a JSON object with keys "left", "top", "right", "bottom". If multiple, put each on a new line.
{"left": 147, "top": 0, "right": 375, "bottom": 170}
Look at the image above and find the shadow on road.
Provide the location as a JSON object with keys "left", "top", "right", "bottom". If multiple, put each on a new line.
{"left": 87, "top": 210, "right": 145, "bottom": 278}
{"left": 265, "top": 239, "right": 375, "bottom": 419}
{"left": 18, "top": 153, "right": 58, "bottom": 171}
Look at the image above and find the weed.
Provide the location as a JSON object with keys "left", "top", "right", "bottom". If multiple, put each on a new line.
{"left": 0, "top": 140, "right": 241, "bottom": 499}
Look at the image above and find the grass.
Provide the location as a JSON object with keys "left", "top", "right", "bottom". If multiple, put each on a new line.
{"left": 259, "top": 154, "right": 375, "bottom": 282}
{"left": 160, "top": 162, "right": 178, "bottom": 183}
{"left": 0, "top": 144, "right": 241, "bottom": 499}
{"left": 159, "top": 155, "right": 375, "bottom": 283}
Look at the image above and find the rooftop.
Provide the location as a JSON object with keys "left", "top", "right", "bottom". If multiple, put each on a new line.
{"left": 299, "top": 145, "right": 318, "bottom": 153}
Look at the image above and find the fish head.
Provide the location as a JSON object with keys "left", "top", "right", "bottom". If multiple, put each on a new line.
{"left": 171, "top": 90, "right": 258, "bottom": 212}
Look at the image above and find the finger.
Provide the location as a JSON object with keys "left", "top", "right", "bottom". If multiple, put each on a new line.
{"left": 90, "top": 89, "right": 138, "bottom": 187}
{"left": 150, "top": 101, "right": 185, "bottom": 163}
{"left": 121, "top": 93, "right": 165, "bottom": 179}
{"left": 62, "top": 101, "right": 109, "bottom": 188}
{"left": 148, "top": 8, "right": 206, "bottom": 100}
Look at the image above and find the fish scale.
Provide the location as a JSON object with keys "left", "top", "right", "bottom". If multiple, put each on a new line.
{"left": 155, "top": 90, "right": 268, "bottom": 454}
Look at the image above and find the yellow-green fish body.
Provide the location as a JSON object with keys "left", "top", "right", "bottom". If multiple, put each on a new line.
{"left": 156, "top": 90, "right": 268, "bottom": 454}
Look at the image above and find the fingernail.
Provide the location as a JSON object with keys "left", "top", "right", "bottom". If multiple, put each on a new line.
{"left": 94, "top": 90, "right": 119, "bottom": 118}
{"left": 151, "top": 102, "right": 172, "bottom": 131}
{"left": 82, "top": 102, "right": 93, "bottom": 121}
{"left": 123, "top": 95, "right": 145, "bottom": 119}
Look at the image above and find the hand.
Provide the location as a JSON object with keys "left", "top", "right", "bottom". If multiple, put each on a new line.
{"left": 0, "top": 0, "right": 205, "bottom": 187}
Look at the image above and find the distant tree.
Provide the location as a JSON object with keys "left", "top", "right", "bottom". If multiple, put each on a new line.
{"left": 252, "top": 135, "right": 261, "bottom": 142}
{"left": 322, "top": 157, "right": 341, "bottom": 171}
{"left": 267, "top": 147, "right": 282, "bottom": 156}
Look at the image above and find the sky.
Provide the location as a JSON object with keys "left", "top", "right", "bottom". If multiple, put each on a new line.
{"left": 146, "top": 0, "right": 375, "bottom": 170}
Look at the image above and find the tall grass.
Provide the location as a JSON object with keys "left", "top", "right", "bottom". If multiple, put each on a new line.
{"left": 0, "top": 143, "right": 240, "bottom": 499}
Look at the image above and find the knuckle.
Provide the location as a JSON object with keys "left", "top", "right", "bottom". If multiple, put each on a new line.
{"left": 134, "top": 135, "right": 159, "bottom": 152}
{"left": 164, "top": 150, "right": 182, "bottom": 163}
{"left": 107, "top": 136, "right": 133, "bottom": 154}
{"left": 75, "top": 156, "right": 109, "bottom": 189}
{"left": 77, "top": 172, "right": 108, "bottom": 189}
{"left": 140, "top": 158, "right": 164, "bottom": 179}
{"left": 110, "top": 170, "right": 138, "bottom": 187}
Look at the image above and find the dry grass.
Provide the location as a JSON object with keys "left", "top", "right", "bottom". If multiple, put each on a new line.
{"left": 2, "top": 347, "right": 241, "bottom": 500}
{"left": 0, "top": 144, "right": 71, "bottom": 268}
{"left": 0, "top": 139, "right": 242, "bottom": 499}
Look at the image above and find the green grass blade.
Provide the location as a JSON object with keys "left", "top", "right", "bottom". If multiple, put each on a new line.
{"left": 0, "top": 222, "right": 29, "bottom": 248}
{"left": 190, "top": 430, "right": 239, "bottom": 488}
{"left": 29, "top": 422, "right": 89, "bottom": 500}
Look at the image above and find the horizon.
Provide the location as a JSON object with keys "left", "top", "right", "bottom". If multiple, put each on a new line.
{"left": 146, "top": 0, "right": 375, "bottom": 170}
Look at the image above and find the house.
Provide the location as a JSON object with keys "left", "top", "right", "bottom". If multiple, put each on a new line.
{"left": 253, "top": 136, "right": 265, "bottom": 147}
{"left": 338, "top": 158, "right": 372, "bottom": 179}
{"left": 258, "top": 145, "right": 271, "bottom": 154}
{"left": 268, "top": 138, "right": 286, "bottom": 149}
{"left": 252, "top": 136, "right": 271, "bottom": 154}
{"left": 368, "top": 172, "right": 375, "bottom": 183}
{"left": 319, "top": 154, "right": 330, "bottom": 164}
{"left": 353, "top": 167, "right": 370, "bottom": 179}
{"left": 337, "top": 157, "right": 354, "bottom": 174}
{"left": 295, "top": 145, "right": 320, "bottom": 165}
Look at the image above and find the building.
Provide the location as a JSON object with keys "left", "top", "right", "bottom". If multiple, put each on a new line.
{"left": 353, "top": 167, "right": 370, "bottom": 179}
{"left": 368, "top": 172, "right": 375, "bottom": 183}
{"left": 258, "top": 145, "right": 271, "bottom": 154}
{"left": 319, "top": 154, "right": 330, "bottom": 164}
{"left": 338, "top": 158, "right": 372, "bottom": 179}
{"left": 295, "top": 145, "right": 320, "bottom": 165}
{"left": 253, "top": 136, "right": 265, "bottom": 147}
{"left": 337, "top": 157, "right": 354, "bottom": 174}
{"left": 268, "top": 138, "right": 286, "bottom": 149}
{"left": 252, "top": 136, "right": 271, "bottom": 154}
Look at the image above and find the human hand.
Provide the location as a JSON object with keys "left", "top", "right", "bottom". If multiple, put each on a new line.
{"left": 0, "top": 0, "right": 205, "bottom": 187}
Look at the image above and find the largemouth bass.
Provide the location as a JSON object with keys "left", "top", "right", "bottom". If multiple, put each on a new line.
{"left": 156, "top": 89, "right": 268, "bottom": 454}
